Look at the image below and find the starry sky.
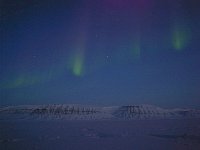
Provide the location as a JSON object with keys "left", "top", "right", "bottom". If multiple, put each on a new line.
{"left": 0, "top": 0, "right": 200, "bottom": 108}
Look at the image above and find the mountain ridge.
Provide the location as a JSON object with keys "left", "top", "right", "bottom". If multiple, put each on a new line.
{"left": 0, "top": 104, "right": 200, "bottom": 120}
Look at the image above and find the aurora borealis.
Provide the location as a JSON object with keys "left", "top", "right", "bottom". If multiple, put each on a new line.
{"left": 0, "top": 0, "right": 200, "bottom": 108}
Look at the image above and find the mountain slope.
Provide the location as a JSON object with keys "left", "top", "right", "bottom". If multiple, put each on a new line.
{"left": 0, "top": 104, "right": 200, "bottom": 120}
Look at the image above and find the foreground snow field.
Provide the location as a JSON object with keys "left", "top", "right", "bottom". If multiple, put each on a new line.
{"left": 0, "top": 104, "right": 200, "bottom": 150}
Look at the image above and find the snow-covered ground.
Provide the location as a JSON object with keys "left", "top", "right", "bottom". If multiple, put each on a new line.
{"left": 0, "top": 104, "right": 200, "bottom": 150}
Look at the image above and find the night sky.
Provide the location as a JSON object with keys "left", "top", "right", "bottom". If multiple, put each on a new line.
{"left": 0, "top": 0, "right": 200, "bottom": 108}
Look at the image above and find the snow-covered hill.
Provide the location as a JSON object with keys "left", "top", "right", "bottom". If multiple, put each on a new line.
{"left": 0, "top": 104, "right": 200, "bottom": 120}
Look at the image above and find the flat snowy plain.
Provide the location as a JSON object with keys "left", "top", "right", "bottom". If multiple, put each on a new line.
{"left": 0, "top": 105, "right": 200, "bottom": 150}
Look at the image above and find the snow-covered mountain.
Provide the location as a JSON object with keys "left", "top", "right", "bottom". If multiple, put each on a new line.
{"left": 0, "top": 104, "right": 200, "bottom": 120}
